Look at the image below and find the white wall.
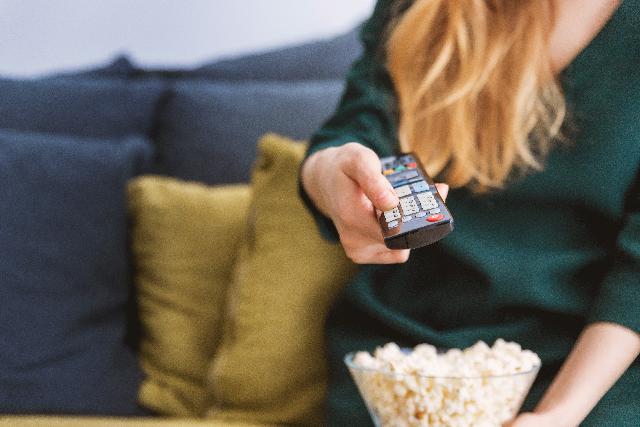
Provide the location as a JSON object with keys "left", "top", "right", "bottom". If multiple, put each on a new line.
{"left": 0, "top": 0, "right": 376, "bottom": 77}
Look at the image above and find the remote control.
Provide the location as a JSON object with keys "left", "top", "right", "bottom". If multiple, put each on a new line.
{"left": 377, "top": 153, "right": 454, "bottom": 249}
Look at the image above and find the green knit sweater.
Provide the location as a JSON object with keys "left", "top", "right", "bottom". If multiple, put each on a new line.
{"left": 302, "top": 0, "right": 640, "bottom": 425}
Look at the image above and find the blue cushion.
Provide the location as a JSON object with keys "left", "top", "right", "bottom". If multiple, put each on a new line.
{"left": 0, "top": 129, "right": 153, "bottom": 415}
{"left": 154, "top": 79, "right": 345, "bottom": 184}
{"left": 0, "top": 77, "right": 167, "bottom": 138}
{"left": 194, "top": 28, "right": 362, "bottom": 81}
{"left": 50, "top": 55, "right": 141, "bottom": 80}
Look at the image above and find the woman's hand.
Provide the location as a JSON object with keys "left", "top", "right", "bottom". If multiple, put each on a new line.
{"left": 503, "top": 412, "right": 554, "bottom": 427}
{"left": 301, "top": 142, "right": 448, "bottom": 264}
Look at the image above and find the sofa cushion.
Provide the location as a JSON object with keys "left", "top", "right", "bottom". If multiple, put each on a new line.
{"left": 206, "top": 134, "right": 357, "bottom": 426}
{"left": 0, "top": 77, "right": 167, "bottom": 138}
{"left": 128, "top": 177, "right": 251, "bottom": 417}
{"left": 0, "top": 129, "right": 153, "bottom": 415}
{"left": 194, "top": 28, "right": 362, "bottom": 81}
{"left": 154, "top": 80, "right": 344, "bottom": 185}
{"left": 51, "top": 55, "right": 142, "bottom": 80}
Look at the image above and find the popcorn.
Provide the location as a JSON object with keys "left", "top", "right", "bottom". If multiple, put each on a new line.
{"left": 348, "top": 340, "right": 541, "bottom": 427}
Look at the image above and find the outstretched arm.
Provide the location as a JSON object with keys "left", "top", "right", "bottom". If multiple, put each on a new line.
{"left": 299, "top": 0, "right": 401, "bottom": 242}
{"left": 507, "top": 322, "right": 640, "bottom": 427}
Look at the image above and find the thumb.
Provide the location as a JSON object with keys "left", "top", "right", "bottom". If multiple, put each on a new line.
{"left": 340, "top": 144, "right": 399, "bottom": 211}
{"left": 435, "top": 183, "right": 449, "bottom": 201}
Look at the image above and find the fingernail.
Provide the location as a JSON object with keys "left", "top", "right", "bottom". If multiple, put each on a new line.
{"left": 380, "top": 190, "right": 397, "bottom": 208}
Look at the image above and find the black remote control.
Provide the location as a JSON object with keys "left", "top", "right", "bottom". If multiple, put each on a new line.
{"left": 377, "top": 153, "right": 454, "bottom": 249}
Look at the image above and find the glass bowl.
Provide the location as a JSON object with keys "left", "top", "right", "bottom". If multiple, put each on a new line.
{"left": 345, "top": 351, "right": 540, "bottom": 427}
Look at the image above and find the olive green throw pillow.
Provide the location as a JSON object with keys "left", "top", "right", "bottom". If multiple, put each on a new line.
{"left": 128, "top": 176, "right": 251, "bottom": 417}
{"left": 207, "top": 134, "right": 357, "bottom": 426}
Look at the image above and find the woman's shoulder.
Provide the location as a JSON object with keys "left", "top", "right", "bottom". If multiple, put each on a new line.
{"left": 360, "top": 0, "right": 413, "bottom": 42}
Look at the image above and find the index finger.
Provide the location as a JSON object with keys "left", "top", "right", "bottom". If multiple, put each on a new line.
{"left": 340, "top": 144, "right": 399, "bottom": 211}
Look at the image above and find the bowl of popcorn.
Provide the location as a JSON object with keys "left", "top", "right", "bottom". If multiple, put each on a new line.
{"left": 345, "top": 339, "right": 541, "bottom": 427}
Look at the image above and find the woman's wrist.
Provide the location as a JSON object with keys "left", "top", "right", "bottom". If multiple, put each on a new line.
{"left": 300, "top": 149, "right": 332, "bottom": 218}
{"left": 529, "top": 407, "right": 574, "bottom": 427}
{"left": 506, "top": 410, "right": 572, "bottom": 427}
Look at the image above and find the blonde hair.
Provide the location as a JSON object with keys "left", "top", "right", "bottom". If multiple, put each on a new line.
{"left": 386, "top": 0, "right": 566, "bottom": 191}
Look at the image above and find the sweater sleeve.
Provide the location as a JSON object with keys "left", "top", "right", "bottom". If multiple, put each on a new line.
{"left": 587, "top": 177, "right": 640, "bottom": 334}
{"left": 298, "top": 0, "right": 400, "bottom": 242}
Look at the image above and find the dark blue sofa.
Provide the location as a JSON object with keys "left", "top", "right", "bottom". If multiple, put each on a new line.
{"left": 0, "top": 27, "right": 361, "bottom": 418}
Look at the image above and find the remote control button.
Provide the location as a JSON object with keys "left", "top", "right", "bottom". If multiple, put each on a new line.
{"left": 383, "top": 169, "right": 395, "bottom": 176}
{"left": 394, "top": 185, "right": 412, "bottom": 198}
{"left": 406, "top": 162, "right": 417, "bottom": 168}
{"left": 404, "top": 171, "right": 419, "bottom": 179}
{"left": 403, "top": 207, "right": 419, "bottom": 216}
{"left": 429, "top": 208, "right": 441, "bottom": 214}
{"left": 400, "top": 195, "right": 417, "bottom": 206}
{"left": 399, "top": 196, "right": 419, "bottom": 216}
{"left": 402, "top": 216, "right": 412, "bottom": 223}
{"left": 417, "top": 192, "right": 437, "bottom": 210}
{"left": 411, "top": 180, "right": 429, "bottom": 193}
{"left": 395, "top": 165, "right": 406, "bottom": 171}
{"left": 400, "top": 155, "right": 413, "bottom": 163}
{"left": 383, "top": 207, "right": 401, "bottom": 222}
{"left": 391, "top": 179, "right": 409, "bottom": 187}
{"left": 427, "top": 214, "right": 445, "bottom": 222}
{"left": 388, "top": 220, "right": 399, "bottom": 228}
{"left": 415, "top": 211, "right": 427, "bottom": 218}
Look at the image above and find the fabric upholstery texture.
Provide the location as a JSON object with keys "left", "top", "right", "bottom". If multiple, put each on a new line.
{"left": 52, "top": 55, "right": 143, "bottom": 80}
{"left": 0, "top": 129, "right": 153, "bottom": 415}
{"left": 154, "top": 80, "right": 344, "bottom": 184}
{"left": 0, "top": 77, "right": 167, "bottom": 138}
{"left": 0, "top": 21, "right": 365, "bottom": 424}
{"left": 206, "top": 134, "right": 357, "bottom": 426}
{"left": 127, "top": 176, "right": 251, "bottom": 417}
{"left": 195, "top": 28, "right": 362, "bottom": 81}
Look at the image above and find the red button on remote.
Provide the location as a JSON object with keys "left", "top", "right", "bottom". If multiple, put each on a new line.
{"left": 406, "top": 162, "right": 417, "bottom": 168}
{"left": 427, "top": 214, "right": 444, "bottom": 222}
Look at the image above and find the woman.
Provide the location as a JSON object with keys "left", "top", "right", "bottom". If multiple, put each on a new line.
{"left": 300, "top": 0, "right": 640, "bottom": 425}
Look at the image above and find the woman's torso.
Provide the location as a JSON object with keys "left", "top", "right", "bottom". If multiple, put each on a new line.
{"left": 320, "top": 1, "right": 640, "bottom": 423}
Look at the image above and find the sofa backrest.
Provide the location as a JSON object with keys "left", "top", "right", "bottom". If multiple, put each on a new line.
{"left": 43, "top": 26, "right": 362, "bottom": 185}
{"left": 154, "top": 78, "right": 346, "bottom": 184}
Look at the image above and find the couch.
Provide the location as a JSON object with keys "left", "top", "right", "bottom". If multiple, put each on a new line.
{"left": 0, "top": 27, "right": 363, "bottom": 426}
